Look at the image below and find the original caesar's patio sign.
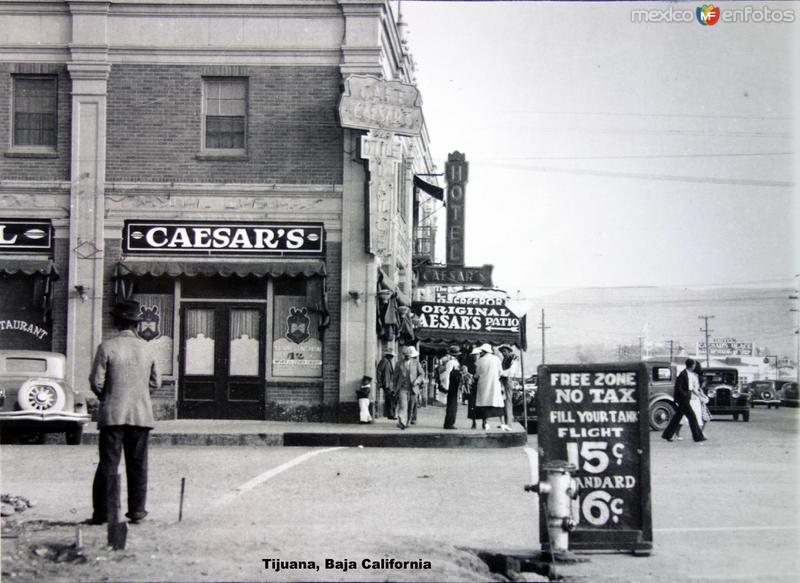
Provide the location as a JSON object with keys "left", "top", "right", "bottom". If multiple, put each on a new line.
{"left": 411, "top": 299, "right": 520, "bottom": 345}
{"left": 537, "top": 363, "right": 652, "bottom": 553}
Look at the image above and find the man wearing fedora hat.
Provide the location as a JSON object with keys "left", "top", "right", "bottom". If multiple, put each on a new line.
{"left": 392, "top": 345, "right": 425, "bottom": 429}
{"left": 88, "top": 299, "right": 160, "bottom": 525}
{"left": 376, "top": 347, "right": 397, "bottom": 420}
{"left": 442, "top": 345, "right": 463, "bottom": 429}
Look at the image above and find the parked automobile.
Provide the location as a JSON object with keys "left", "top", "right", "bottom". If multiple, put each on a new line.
{"left": 0, "top": 350, "right": 91, "bottom": 444}
{"left": 700, "top": 367, "right": 750, "bottom": 422}
{"left": 512, "top": 374, "right": 537, "bottom": 433}
{"left": 781, "top": 381, "right": 799, "bottom": 407}
{"left": 747, "top": 380, "right": 782, "bottom": 409}
{"left": 645, "top": 361, "right": 679, "bottom": 432}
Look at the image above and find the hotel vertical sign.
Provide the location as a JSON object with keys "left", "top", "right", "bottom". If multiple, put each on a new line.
{"left": 445, "top": 152, "right": 468, "bottom": 266}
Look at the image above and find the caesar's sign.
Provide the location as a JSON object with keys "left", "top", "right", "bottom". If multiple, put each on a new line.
{"left": 338, "top": 75, "right": 423, "bottom": 136}
{"left": 123, "top": 221, "right": 325, "bottom": 256}
{"left": 537, "top": 363, "right": 652, "bottom": 553}
{"left": 417, "top": 264, "right": 493, "bottom": 287}
{"left": 412, "top": 301, "right": 519, "bottom": 333}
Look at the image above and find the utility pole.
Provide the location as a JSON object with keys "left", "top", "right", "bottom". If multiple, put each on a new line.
{"left": 698, "top": 315, "right": 715, "bottom": 367}
{"left": 617, "top": 345, "right": 623, "bottom": 361}
{"left": 791, "top": 283, "right": 799, "bottom": 384}
{"left": 638, "top": 336, "right": 644, "bottom": 360}
{"left": 664, "top": 339, "right": 674, "bottom": 362}
{"left": 538, "top": 309, "right": 550, "bottom": 364}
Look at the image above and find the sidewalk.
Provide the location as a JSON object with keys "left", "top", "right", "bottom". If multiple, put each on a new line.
{"left": 82, "top": 402, "right": 527, "bottom": 448}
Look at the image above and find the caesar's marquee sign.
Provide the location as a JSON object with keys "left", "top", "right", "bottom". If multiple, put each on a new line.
{"left": 123, "top": 221, "right": 325, "bottom": 256}
{"left": 338, "top": 75, "right": 423, "bottom": 136}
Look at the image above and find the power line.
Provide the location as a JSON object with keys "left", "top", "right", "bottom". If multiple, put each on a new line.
{"left": 471, "top": 151, "right": 793, "bottom": 162}
{"left": 485, "top": 109, "right": 793, "bottom": 121}
{"left": 475, "top": 162, "right": 794, "bottom": 187}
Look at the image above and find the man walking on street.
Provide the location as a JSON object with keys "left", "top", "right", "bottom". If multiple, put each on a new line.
{"left": 662, "top": 358, "right": 707, "bottom": 443}
{"left": 88, "top": 299, "right": 160, "bottom": 525}
{"left": 392, "top": 345, "right": 425, "bottom": 430}
{"left": 376, "top": 347, "right": 396, "bottom": 419}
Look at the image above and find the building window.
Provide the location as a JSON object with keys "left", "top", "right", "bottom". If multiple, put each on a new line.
{"left": 203, "top": 77, "right": 247, "bottom": 152}
{"left": 12, "top": 76, "right": 57, "bottom": 149}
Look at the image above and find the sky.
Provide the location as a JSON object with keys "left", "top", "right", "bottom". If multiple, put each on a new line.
{"left": 400, "top": 1, "right": 799, "bottom": 299}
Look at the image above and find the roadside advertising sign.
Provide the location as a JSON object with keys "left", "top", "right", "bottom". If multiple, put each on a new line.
{"left": 537, "top": 362, "right": 652, "bottom": 553}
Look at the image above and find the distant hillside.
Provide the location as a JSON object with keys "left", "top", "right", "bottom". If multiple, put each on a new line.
{"left": 521, "top": 287, "right": 797, "bottom": 367}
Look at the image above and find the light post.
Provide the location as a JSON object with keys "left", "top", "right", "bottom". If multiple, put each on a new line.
{"left": 506, "top": 295, "right": 531, "bottom": 432}
{"left": 763, "top": 355, "right": 779, "bottom": 381}
{"left": 792, "top": 280, "right": 799, "bottom": 384}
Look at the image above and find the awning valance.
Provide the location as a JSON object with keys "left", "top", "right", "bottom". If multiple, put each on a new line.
{"left": 414, "top": 175, "right": 445, "bottom": 203}
{"left": 116, "top": 259, "right": 326, "bottom": 279}
{"left": 0, "top": 258, "right": 59, "bottom": 280}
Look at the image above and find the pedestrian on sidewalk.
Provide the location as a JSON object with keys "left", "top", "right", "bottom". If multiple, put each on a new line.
{"left": 356, "top": 376, "right": 374, "bottom": 424}
{"left": 392, "top": 345, "right": 425, "bottom": 430}
{"left": 498, "top": 345, "right": 518, "bottom": 432}
{"left": 662, "top": 358, "right": 707, "bottom": 443}
{"left": 473, "top": 343, "right": 505, "bottom": 431}
{"left": 442, "top": 345, "right": 463, "bottom": 429}
{"left": 466, "top": 346, "right": 480, "bottom": 429}
{"left": 88, "top": 299, "right": 161, "bottom": 525}
{"left": 376, "top": 347, "right": 396, "bottom": 419}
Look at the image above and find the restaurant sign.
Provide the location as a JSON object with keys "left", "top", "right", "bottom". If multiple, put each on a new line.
{"left": 537, "top": 363, "right": 652, "bottom": 553}
{"left": 123, "top": 221, "right": 325, "bottom": 256}
{"left": 417, "top": 264, "right": 493, "bottom": 287}
{"left": 0, "top": 219, "right": 53, "bottom": 253}
{"left": 696, "top": 338, "right": 754, "bottom": 357}
{"left": 338, "top": 75, "right": 423, "bottom": 136}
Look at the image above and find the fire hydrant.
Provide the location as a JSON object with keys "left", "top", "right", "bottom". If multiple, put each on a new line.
{"left": 525, "top": 460, "right": 580, "bottom": 553}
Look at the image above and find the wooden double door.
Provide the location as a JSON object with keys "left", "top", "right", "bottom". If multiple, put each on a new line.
{"left": 178, "top": 303, "right": 266, "bottom": 419}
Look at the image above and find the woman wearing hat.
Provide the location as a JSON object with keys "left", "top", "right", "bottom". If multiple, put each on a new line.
{"left": 442, "top": 345, "right": 463, "bottom": 429}
{"left": 473, "top": 343, "right": 506, "bottom": 431}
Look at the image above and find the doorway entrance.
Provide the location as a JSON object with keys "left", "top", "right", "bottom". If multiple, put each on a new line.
{"left": 178, "top": 303, "right": 265, "bottom": 419}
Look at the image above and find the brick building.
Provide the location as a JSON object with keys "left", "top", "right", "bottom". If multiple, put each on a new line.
{"left": 0, "top": 0, "right": 439, "bottom": 423}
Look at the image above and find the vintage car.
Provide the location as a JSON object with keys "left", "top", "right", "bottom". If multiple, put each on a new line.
{"left": 700, "top": 367, "right": 750, "bottom": 422}
{"left": 512, "top": 374, "right": 538, "bottom": 433}
{"left": 747, "top": 380, "right": 782, "bottom": 408}
{"left": 645, "top": 361, "right": 679, "bottom": 431}
{"left": 0, "top": 350, "right": 91, "bottom": 444}
{"left": 781, "top": 381, "right": 799, "bottom": 407}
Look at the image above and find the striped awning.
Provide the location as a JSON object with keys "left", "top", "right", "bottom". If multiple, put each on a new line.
{"left": 0, "top": 258, "right": 59, "bottom": 280}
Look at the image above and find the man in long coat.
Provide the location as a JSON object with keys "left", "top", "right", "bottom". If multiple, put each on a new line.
{"left": 88, "top": 299, "right": 160, "bottom": 524}
{"left": 392, "top": 345, "right": 425, "bottom": 429}
{"left": 376, "top": 347, "right": 396, "bottom": 419}
{"left": 474, "top": 344, "right": 505, "bottom": 430}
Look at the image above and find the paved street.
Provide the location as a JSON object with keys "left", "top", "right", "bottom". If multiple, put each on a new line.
{"left": 1, "top": 406, "right": 798, "bottom": 582}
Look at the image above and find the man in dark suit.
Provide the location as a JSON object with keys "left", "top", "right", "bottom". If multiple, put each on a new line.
{"left": 662, "top": 358, "right": 706, "bottom": 443}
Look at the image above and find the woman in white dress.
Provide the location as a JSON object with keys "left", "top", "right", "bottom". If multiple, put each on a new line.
{"left": 677, "top": 360, "right": 708, "bottom": 439}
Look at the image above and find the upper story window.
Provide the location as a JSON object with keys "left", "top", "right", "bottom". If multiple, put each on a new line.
{"left": 12, "top": 76, "right": 57, "bottom": 149}
{"left": 202, "top": 77, "right": 247, "bottom": 154}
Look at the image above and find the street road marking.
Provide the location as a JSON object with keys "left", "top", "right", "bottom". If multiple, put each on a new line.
{"left": 214, "top": 447, "right": 344, "bottom": 508}
{"left": 655, "top": 525, "right": 798, "bottom": 532}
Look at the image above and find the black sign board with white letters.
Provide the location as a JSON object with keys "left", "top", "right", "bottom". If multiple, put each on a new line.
{"left": 0, "top": 219, "right": 53, "bottom": 253}
{"left": 537, "top": 362, "right": 652, "bottom": 553}
{"left": 123, "top": 220, "right": 325, "bottom": 256}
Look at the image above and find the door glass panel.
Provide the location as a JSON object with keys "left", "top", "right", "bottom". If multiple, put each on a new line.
{"left": 229, "top": 308, "right": 260, "bottom": 376}
{"left": 184, "top": 308, "right": 215, "bottom": 375}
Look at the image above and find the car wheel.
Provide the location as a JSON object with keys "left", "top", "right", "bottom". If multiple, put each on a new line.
{"left": 17, "top": 381, "right": 66, "bottom": 412}
{"left": 743, "top": 411, "right": 750, "bottom": 422}
{"left": 649, "top": 400, "right": 675, "bottom": 431}
{"left": 733, "top": 413, "right": 739, "bottom": 421}
{"left": 65, "top": 427, "right": 83, "bottom": 445}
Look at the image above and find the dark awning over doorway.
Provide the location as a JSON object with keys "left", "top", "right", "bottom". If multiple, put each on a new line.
{"left": 0, "top": 258, "right": 60, "bottom": 280}
{"left": 115, "top": 259, "right": 326, "bottom": 279}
